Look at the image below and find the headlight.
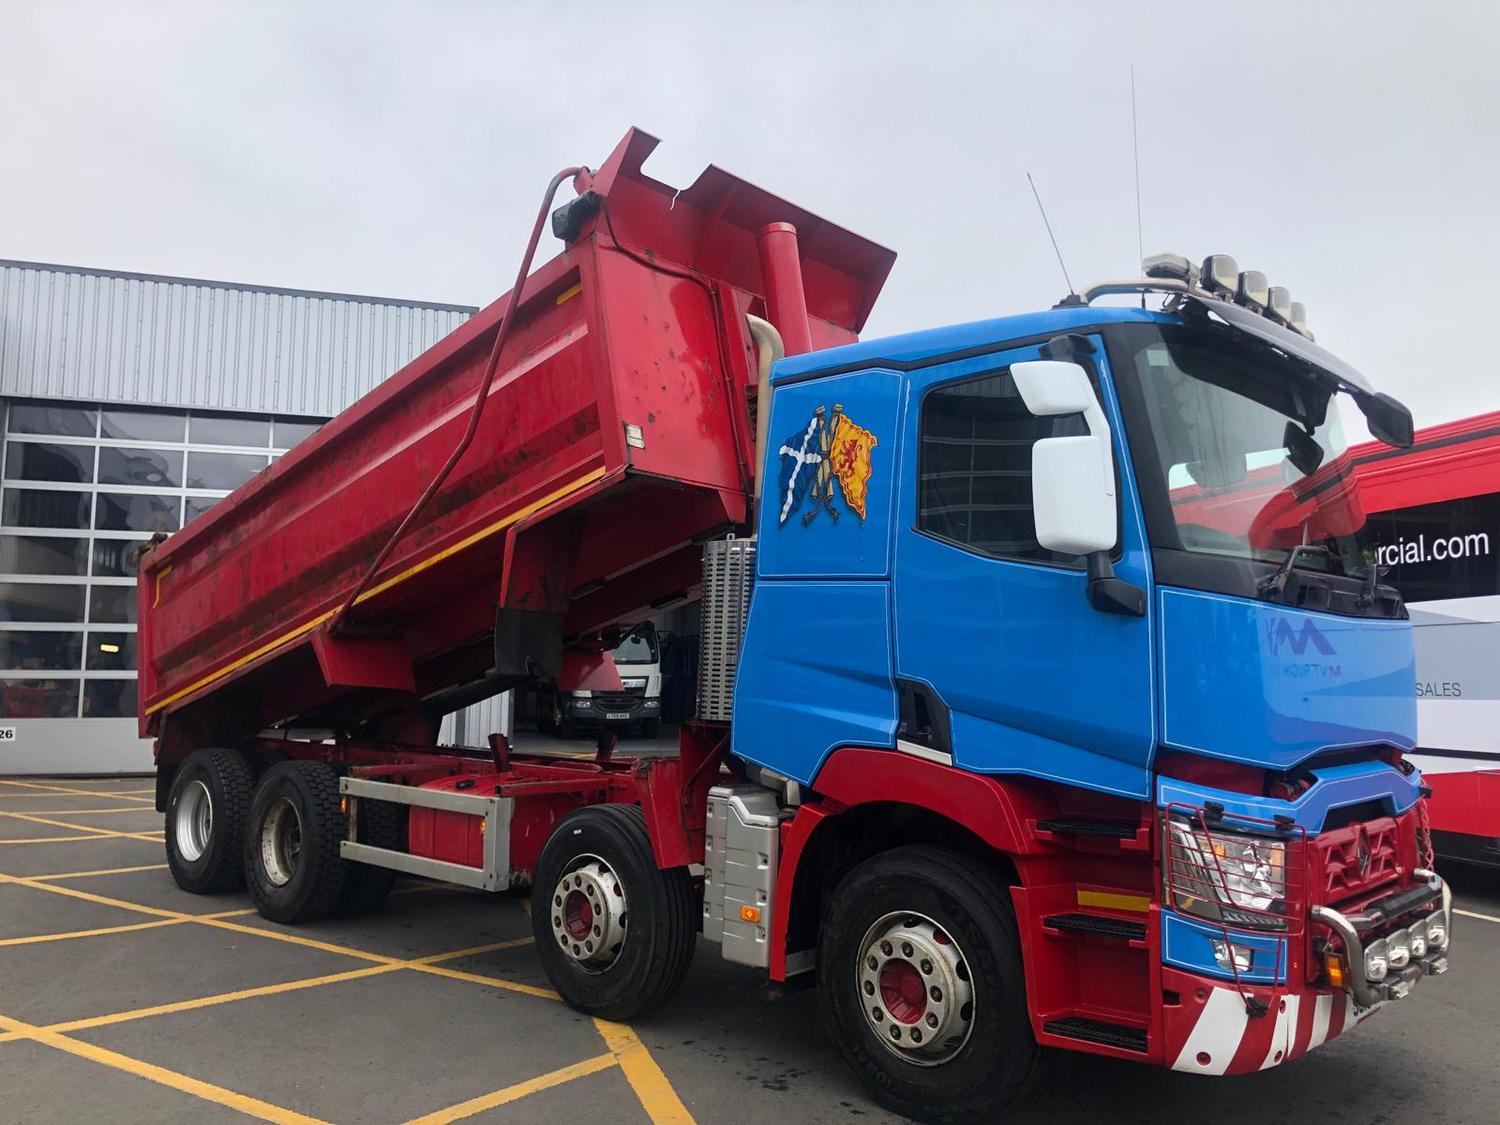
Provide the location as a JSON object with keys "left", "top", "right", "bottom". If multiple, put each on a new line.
{"left": 1386, "top": 929, "right": 1412, "bottom": 970}
{"left": 1167, "top": 818, "right": 1287, "bottom": 926}
{"left": 569, "top": 690, "right": 592, "bottom": 699}
{"left": 1364, "top": 937, "right": 1389, "bottom": 982}
{"left": 1425, "top": 910, "right": 1448, "bottom": 950}
{"left": 1211, "top": 938, "right": 1254, "bottom": 973}
{"left": 1407, "top": 921, "right": 1428, "bottom": 959}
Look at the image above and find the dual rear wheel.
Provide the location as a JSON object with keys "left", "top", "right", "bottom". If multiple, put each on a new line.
{"left": 164, "top": 749, "right": 402, "bottom": 920}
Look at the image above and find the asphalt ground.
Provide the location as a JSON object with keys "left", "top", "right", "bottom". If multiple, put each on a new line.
{"left": 1, "top": 769, "right": 1498, "bottom": 1124}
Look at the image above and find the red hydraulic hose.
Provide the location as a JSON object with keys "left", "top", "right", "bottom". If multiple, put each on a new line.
{"left": 329, "top": 165, "right": 583, "bottom": 635}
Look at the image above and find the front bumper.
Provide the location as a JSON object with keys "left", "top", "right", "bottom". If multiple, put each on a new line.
{"left": 1165, "top": 868, "right": 1452, "bottom": 1075}
{"left": 564, "top": 694, "right": 659, "bottom": 725}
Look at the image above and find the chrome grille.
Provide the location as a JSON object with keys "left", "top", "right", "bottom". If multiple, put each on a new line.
{"left": 697, "top": 537, "right": 756, "bottom": 722}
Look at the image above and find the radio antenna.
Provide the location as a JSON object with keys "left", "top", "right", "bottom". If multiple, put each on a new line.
{"left": 1131, "top": 65, "right": 1146, "bottom": 307}
{"left": 1131, "top": 65, "right": 1144, "bottom": 266}
{"left": 1027, "top": 172, "right": 1075, "bottom": 297}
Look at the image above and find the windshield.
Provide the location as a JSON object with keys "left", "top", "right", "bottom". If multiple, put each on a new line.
{"left": 1115, "top": 324, "right": 1372, "bottom": 581}
{"left": 613, "top": 628, "right": 658, "bottom": 665}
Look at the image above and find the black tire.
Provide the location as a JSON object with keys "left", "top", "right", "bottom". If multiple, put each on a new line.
{"left": 164, "top": 748, "right": 255, "bottom": 894}
{"left": 244, "top": 760, "right": 348, "bottom": 924}
{"left": 338, "top": 798, "right": 407, "bottom": 916}
{"left": 243, "top": 744, "right": 289, "bottom": 779}
{"left": 639, "top": 717, "right": 661, "bottom": 739}
{"left": 817, "top": 846, "right": 1041, "bottom": 1124}
{"left": 531, "top": 804, "right": 696, "bottom": 1020}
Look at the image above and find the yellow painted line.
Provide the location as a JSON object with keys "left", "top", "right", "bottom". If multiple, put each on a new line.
{"left": 404, "top": 1054, "right": 617, "bottom": 1125}
{"left": 0, "top": 834, "right": 129, "bottom": 845}
{"left": 0, "top": 779, "right": 153, "bottom": 803}
{"left": 0, "top": 806, "right": 160, "bottom": 816}
{"left": 48, "top": 965, "right": 403, "bottom": 1034}
{"left": 411, "top": 960, "right": 561, "bottom": 1001}
{"left": 0, "top": 1011, "right": 329, "bottom": 1125}
{"left": 43, "top": 938, "right": 532, "bottom": 1035}
{"left": 1456, "top": 907, "right": 1500, "bottom": 925}
{"left": 593, "top": 1019, "right": 695, "bottom": 1124}
{"left": 0, "top": 917, "right": 190, "bottom": 948}
{"left": 553, "top": 281, "right": 583, "bottom": 306}
{"left": 144, "top": 466, "right": 607, "bottom": 716}
{"left": 0, "top": 811, "right": 162, "bottom": 842}
{"left": 30, "top": 863, "right": 170, "bottom": 881}
{"left": 1077, "top": 889, "right": 1151, "bottom": 914}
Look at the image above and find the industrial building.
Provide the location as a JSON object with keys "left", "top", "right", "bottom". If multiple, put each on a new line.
{"left": 0, "top": 258, "right": 480, "bottom": 773}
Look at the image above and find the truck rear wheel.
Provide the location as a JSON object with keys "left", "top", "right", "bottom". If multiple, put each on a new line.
{"left": 817, "top": 846, "right": 1040, "bottom": 1124}
{"left": 339, "top": 797, "right": 407, "bottom": 916}
{"left": 531, "top": 804, "right": 696, "bottom": 1020}
{"left": 244, "top": 761, "right": 348, "bottom": 923}
{"left": 165, "top": 748, "right": 255, "bottom": 894}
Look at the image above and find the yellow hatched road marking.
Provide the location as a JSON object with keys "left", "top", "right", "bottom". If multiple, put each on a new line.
{"left": 0, "top": 779, "right": 153, "bottom": 803}
{"left": 593, "top": 1019, "right": 696, "bottom": 1124}
{"left": 0, "top": 806, "right": 161, "bottom": 816}
{"left": 1, "top": 838, "right": 695, "bottom": 1122}
{"left": 0, "top": 834, "right": 130, "bottom": 845}
{"left": 0, "top": 1011, "right": 329, "bottom": 1125}
{"left": 403, "top": 1053, "right": 617, "bottom": 1125}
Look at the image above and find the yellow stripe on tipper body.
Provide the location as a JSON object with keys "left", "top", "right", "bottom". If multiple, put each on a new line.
{"left": 1077, "top": 889, "right": 1151, "bottom": 914}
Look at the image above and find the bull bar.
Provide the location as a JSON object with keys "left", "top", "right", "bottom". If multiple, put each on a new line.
{"left": 1310, "top": 867, "right": 1453, "bottom": 1009}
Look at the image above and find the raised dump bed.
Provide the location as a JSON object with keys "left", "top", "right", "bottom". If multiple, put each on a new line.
{"left": 137, "top": 128, "right": 893, "bottom": 755}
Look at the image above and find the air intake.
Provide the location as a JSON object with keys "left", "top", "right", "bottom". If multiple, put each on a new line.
{"left": 697, "top": 537, "right": 756, "bottom": 722}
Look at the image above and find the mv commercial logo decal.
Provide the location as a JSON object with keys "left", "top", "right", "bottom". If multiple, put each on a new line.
{"left": 777, "top": 402, "right": 877, "bottom": 527}
{"left": 1264, "top": 617, "right": 1342, "bottom": 680}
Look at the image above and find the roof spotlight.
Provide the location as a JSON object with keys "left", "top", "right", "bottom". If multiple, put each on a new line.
{"left": 1267, "top": 286, "right": 1293, "bottom": 324}
{"left": 1289, "top": 301, "right": 1310, "bottom": 337}
{"left": 1236, "top": 271, "right": 1270, "bottom": 312}
{"left": 1200, "top": 254, "right": 1239, "bottom": 297}
{"left": 1142, "top": 252, "right": 1199, "bottom": 284}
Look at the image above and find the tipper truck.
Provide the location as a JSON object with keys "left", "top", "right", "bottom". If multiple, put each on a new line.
{"left": 139, "top": 129, "right": 1453, "bottom": 1122}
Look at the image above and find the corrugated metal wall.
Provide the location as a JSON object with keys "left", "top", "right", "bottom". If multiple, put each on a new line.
{"left": 0, "top": 260, "right": 476, "bottom": 415}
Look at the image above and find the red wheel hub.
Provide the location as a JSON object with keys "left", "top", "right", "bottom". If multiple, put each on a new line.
{"left": 879, "top": 959, "right": 928, "bottom": 1024}
{"left": 564, "top": 890, "right": 594, "bottom": 941}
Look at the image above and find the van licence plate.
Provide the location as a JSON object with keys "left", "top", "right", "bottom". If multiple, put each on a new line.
{"left": 606, "top": 712, "right": 630, "bottom": 720}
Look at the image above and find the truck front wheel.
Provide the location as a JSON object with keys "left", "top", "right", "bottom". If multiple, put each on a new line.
{"left": 244, "top": 761, "right": 348, "bottom": 923}
{"left": 817, "top": 846, "right": 1040, "bottom": 1123}
{"left": 531, "top": 804, "right": 695, "bottom": 1020}
{"left": 165, "top": 748, "right": 255, "bottom": 894}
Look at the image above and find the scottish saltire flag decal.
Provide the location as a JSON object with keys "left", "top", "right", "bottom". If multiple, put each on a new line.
{"left": 777, "top": 410, "right": 823, "bottom": 525}
{"left": 777, "top": 402, "right": 878, "bottom": 526}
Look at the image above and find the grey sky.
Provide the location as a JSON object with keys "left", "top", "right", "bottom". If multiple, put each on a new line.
{"left": 3, "top": 1, "right": 1496, "bottom": 435}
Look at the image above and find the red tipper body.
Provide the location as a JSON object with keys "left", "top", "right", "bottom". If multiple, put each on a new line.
{"left": 135, "top": 128, "right": 894, "bottom": 750}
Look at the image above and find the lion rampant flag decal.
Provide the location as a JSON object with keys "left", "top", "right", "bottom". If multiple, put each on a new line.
{"left": 829, "top": 406, "right": 878, "bottom": 521}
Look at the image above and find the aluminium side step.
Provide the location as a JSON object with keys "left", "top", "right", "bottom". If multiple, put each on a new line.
{"left": 1043, "top": 912, "right": 1147, "bottom": 942}
{"left": 1043, "top": 1016, "right": 1149, "bottom": 1053}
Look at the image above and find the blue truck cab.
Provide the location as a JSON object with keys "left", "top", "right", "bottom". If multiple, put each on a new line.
{"left": 710, "top": 258, "right": 1452, "bottom": 1118}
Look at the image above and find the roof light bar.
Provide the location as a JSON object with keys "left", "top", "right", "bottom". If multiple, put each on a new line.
{"left": 1092, "top": 251, "right": 1315, "bottom": 340}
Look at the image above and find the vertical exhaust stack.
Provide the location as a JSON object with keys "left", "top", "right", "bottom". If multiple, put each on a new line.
{"left": 756, "top": 222, "right": 815, "bottom": 357}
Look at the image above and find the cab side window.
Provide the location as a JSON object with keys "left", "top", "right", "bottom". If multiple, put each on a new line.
{"left": 917, "top": 369, "right": 1085, "bottom": 565}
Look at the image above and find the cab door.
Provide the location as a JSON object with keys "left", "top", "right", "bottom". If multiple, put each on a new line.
{"left": 890, "top": 339, "right": 1156, "bottom": 799}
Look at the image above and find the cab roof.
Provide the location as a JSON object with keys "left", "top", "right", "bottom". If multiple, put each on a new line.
{"left": 771, "top": 304, "right": 1177, "bottom": 384}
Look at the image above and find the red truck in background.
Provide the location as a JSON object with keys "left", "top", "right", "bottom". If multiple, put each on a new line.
{"left": 1352, "top": 411, "right": 1500, "bottom": 866}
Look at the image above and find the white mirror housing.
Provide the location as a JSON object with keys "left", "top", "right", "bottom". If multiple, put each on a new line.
{"left": 1011, "top": 360, "right": 1117, "bottom": 557}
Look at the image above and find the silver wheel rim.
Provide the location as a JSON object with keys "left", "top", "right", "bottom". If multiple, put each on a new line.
{"left": 550, "top": 853, "right": 628, "bottom": 971}
{"left": 259, "top": 796, "right": 303, "bottom": 887}
{"left": 174, "top": 779, "right": 213, "bottom": 862}
{"left": 857, "top": 911, "right": 976, "bottom": 1066}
